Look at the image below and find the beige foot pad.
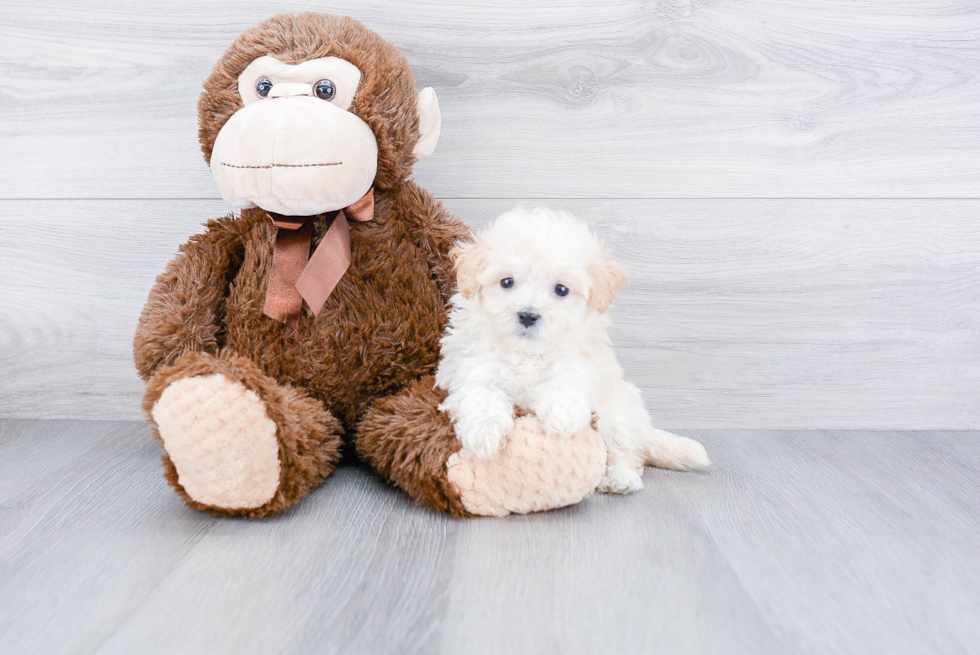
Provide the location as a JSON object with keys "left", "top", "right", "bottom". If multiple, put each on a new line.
{"left": 151, "top": 374, "right": 281, "bottom": 510}
{"left": 446, "top": 416, "right": 607, "bottom": 517}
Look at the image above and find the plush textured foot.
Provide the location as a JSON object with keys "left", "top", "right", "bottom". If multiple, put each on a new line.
{"left": 358, "top": 377, "right": 608, "bottom": 518}
{"left": 446, "top": 415, "right": 607, "bottom": 517}
{"left": 151, "top": 373, "right": 281, "bottom": 510}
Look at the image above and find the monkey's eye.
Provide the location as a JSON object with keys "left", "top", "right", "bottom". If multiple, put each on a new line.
{"left": 255, "top": 77, "right": 273, "bottom": 98}
{"left": 314, "top": 79, "right": 336, "bottom": 100}
{"left": 555, "top": 284, "right": 569, "bottom": 297}
{"left": 500, "top": 278, "right": 515, "bottom": 289}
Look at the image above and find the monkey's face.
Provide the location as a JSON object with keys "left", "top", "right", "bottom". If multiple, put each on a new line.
{"left": 200, "top": 14, "right": 442, "bottom": 210}
{"left": 209, "top": 56, "right": 378, "bottom": 216}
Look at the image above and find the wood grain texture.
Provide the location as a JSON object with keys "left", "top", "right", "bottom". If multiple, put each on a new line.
{"left": 1, "top": 198, "right": 977, "bottom": 428}
{"left": 1, "top": 420, "right": 978, "bottom": 654}
{"left": 1, "top": 0, "right": 979, "bottom": 199}
{"left": 686, "top": 428, "right": 980, "bottom": 653}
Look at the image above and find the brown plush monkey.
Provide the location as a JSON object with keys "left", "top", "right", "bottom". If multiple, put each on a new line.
{"left": 134, "top": 13, "right": 605, "bottom": 518}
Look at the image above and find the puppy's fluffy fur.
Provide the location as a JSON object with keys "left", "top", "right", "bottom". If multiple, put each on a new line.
{"left": 436, "top": 207, "right": 709, "bottom": 493}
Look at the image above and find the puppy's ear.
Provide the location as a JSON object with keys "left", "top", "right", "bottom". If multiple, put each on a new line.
{"left": 451, "top": 240, "right": 488, "bottom": 299}
{"left": 588, "top": 258, "right": 630, "bottom": 313}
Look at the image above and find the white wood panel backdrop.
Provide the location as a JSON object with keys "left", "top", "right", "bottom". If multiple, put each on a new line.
{"left": 1, "top": 199, "right": 978, "bottom": 427}
{"left": 2, "top": 0, "right": 979, "bottom": 198}
{"left": 1, "top": 0, "right": 978, "bottom": 427}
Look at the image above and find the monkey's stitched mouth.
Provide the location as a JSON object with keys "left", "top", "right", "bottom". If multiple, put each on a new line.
{"left": 220, "top": 161, "right": 343, "bottom": 170}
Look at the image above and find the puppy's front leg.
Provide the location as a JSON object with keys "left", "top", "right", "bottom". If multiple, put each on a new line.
{"left": 531, "top": 361, "right": 595, "bottom": 438}
{"left": 444, "top": 388, "right": 515, "bottom": 459}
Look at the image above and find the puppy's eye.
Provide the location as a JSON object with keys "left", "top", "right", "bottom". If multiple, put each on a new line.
{"left": 255, "top": 77, "right": 273, "bottom": 98}
{"left": 555, "top": 284, "right": 569, "bottom": 297}
{"left": 314, "top": 79, "right": 336, "bottom": 100}
{"left": 500, "top": 278, "right": 515, "bottom": 289}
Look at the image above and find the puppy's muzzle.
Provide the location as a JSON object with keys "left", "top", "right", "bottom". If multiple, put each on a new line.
{"left": 517, "top": 310, "right": 540, "bottom": 328}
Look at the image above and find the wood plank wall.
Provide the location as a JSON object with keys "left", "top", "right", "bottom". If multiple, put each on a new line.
{"left": 1, "top": 1, "right": 978, "bottom": 427}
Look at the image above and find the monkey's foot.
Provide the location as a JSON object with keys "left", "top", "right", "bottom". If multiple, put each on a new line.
{"left": 143, "top": 350, "right": 343, "bottom": 518}
{"left": 152, "top": 373, "right": 281, "bottom": 510}
{"left": 446, "top": 415, "right": 607, "bottom": 517}
{"left": 357, "top": 377, "right": 607, "bottom": 517}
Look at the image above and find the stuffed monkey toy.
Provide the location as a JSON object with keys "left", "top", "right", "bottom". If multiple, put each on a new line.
{"left": 134, "top": 13, "right": 606, "bottom": 518}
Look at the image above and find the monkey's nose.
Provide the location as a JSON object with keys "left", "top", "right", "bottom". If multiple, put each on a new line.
{"left": 268, "top": 82, "right": 314, "bottom": 98}
{"left": 517, "top": 310, "right": 539, "bottom": 327}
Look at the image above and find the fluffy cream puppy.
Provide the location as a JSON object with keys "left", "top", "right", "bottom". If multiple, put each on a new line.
{"left": 436, "top": 207, "right": 710, "bottom": 493}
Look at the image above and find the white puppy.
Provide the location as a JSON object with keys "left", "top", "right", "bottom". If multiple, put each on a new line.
{"left": 436, "top": 207, "right": 710, "bottom": 493}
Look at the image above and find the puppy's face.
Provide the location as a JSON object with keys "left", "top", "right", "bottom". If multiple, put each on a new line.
{"left": 452, "top": 208, "right": 628, "bottom": 352}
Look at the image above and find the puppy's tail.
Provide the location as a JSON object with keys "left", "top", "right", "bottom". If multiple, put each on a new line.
{"left": 642, "top": 429, "right": 710, "bottom": 471}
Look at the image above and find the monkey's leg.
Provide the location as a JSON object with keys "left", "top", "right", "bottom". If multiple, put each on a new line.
{"left": 143, "top": 350, "right": 343, "bottom": 518}
{"left": 356, "top": 377, "right": 607, "bottom": 517}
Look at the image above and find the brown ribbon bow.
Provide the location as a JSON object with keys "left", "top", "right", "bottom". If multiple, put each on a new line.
{"left": 263, "top": 188, "right": 375, "bottom": 328}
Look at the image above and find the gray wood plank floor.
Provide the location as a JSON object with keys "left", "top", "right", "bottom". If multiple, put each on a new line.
{"left": 1, "top": 420, "right": 977, "bottom": 654}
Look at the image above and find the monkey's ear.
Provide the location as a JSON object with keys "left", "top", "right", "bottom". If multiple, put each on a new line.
{"left": 451, "top": 240, "right": 487, "bottom": 299}
{"left": 587, "top": 258, "right": 630, "bottom": 313}
{"left": 413, "top": 87, "right": 441, "bottom": 158}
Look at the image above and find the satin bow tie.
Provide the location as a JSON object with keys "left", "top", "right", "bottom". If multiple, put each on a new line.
{"left": 263, "top": 188, "right": 375, "bottom": 328}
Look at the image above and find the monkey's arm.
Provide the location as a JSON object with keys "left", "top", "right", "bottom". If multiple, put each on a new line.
{"left": 402, "top": 182, "right": 472, "bottom": 304}
{"left": 133, "top": 214, "right": 245, "bottom": 381}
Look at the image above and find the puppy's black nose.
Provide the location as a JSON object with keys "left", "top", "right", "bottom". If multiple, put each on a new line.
{"left": 517, "top": 310, "right": 539, "bottom": 327}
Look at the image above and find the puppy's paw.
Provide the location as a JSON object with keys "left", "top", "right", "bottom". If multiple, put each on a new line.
{"left": 456, "top": 411, "right": 514, "bottom": 459}
{"left": 537, "top": 398, "right": 592, "bottom": 438}
{"left": 597, "top": 463, "right": 644, "bottom": 495}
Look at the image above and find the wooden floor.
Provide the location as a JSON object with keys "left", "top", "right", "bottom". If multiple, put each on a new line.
{"left": 1, "top": 420, "right": 977, "bottom": 654}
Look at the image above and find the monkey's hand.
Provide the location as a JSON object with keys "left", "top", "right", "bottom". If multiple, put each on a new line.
{"left": 133, "top": 215, "right": 244, "bottom": 381}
